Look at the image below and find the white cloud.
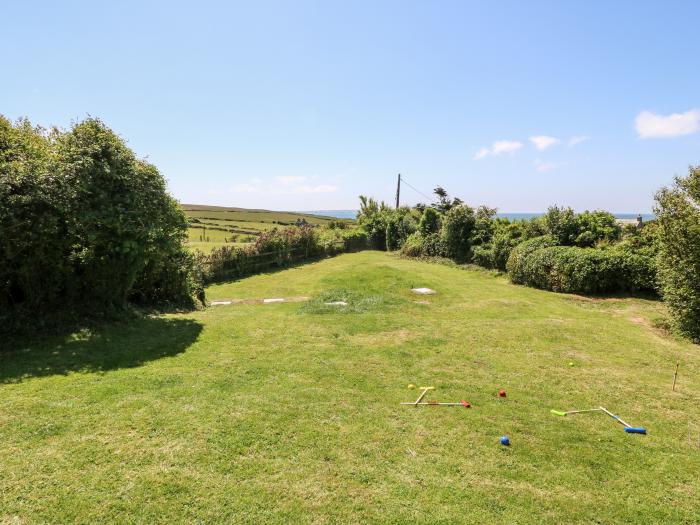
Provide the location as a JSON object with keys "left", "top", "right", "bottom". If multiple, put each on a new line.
{"left": 474, "top": 139, "right": 523, "bottom": 159}
{"left": 635, "top": 109, "right": 700, "bottom": 139}
{"left": 568, "top": 135, "right": 589, "bottom": 147}
{"left": 529, "top": 135, "right": 560, "bottom": 151}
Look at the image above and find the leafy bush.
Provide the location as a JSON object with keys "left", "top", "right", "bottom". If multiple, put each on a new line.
{"left": 506, "top": 236, "right": 558, "bottom": 284}
{"left": 357, "top": 195, "right": 391, "bottom": 249}
{"left": 441, "top": 205, "right": 476, "bottom": 261}
{"left": 473, "top": 219, "right": 534, "bottom": 271}
{"left": 0, "top": 117, "right": 69, "bottom": 310}
{"left": 399, "top": 232, "right": 447, "bottom": 258}
{"left": 204, "top": 225, "right": 369, "bottom": 283}
{"left": 655, "top": 166, "right": 700, "bottom": 340}
{"left": 541, "top": 206, "right": 621, "bottom": 247}
{"left": 419, "top": 207, "right": 441, "bottom": 236}
{"left": 399, "top": 232, "right": 424, "bottom": 257}
{"left": 511, "top": 245, "right": 655, "bottom": 294}
{"left": 319, "top": 227, "right": 368, "bottom": 254}
{"left": 0, "top": 116, "right": 201, "bottom": 316}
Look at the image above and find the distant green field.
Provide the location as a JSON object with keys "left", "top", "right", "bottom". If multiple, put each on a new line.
{"left": 182, "top": 204, "right": 351, "bottom": 253}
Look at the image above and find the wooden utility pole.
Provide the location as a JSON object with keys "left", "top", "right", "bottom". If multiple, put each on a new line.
{"left": 395, "top": 173, "right": 401, "bottom": 209}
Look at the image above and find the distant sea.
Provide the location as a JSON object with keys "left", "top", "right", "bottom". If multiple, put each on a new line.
{"left": 301, "top": 210, "right": 655, "bottom": 221}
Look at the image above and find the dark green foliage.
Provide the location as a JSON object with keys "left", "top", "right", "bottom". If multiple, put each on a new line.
{"left": 510, "top": 245, "right": 654, "bottom": 294}
{"left": 319, "top": 226, "right": 368, "bottom": 255}
{"left": 472, "top": 218, "right": 546, "bottom": 271}
{"left": 385, "top": 216, "right": 401, "bottom": 251}
{"left": 542, "top": 206, "right": 621, "bottom": 247}
{"left": 0, "top": 116, "right": 201, "bottom": 317}
{"left": 655, "top": 166, "right": 700, "bottom": 341}
{"left": 432, "top": 186, "right": 463, "bottom": 213}
{"left": 131, "top": 249, "right": 204, "bottom": 306}
{"left": 542, "top": 206, "right": 579, "bottom": 245}
{"left": 357, "top": 195, "right": 390, "bottom": 249}
{"left": 419, "top": 207, "right": 441, "bottom": 236}
{"left": 441, "top": 205, "right": 476, "bottom": 261}
{"left": 506, "top": 236, "right": 558, "bottom": 283}
{"left": 399, "top": 232, "right": 447, "bottom": 258}
{"left": 0, "top": 117, "right": 69, "bottom": 309}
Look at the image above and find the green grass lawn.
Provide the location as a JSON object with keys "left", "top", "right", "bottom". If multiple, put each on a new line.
{"left": 2, "top": 252, "right": 699, "bottom": 524}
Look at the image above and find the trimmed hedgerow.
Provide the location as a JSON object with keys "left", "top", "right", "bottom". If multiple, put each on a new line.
{"left": 506, "top": 235, "right": 558, "bottom": 284}
{"left": 512, "top": 245, "right": 655, "bottom": 294}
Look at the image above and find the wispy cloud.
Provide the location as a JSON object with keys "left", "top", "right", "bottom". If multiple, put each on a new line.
{"left": 568, "top": 135, "right": 589, "bottom": 147}
{"left": 275, "top": 175, "right": 308, "bottom": 184}
{"left": 635, "top": 109, "right": 700, "bottom": 138}
{"left": 533, "top": 159, "right": 562, "bottom": 173}
{"left": 474, "top": 140, "right": 523, "bottom": 159}
{"left": 529, "top": 135, "right": 560, "bottom": 151}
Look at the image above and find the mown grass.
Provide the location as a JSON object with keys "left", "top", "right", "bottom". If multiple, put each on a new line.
{"left": 2, "top": 252, "right": 699, "bottom": 524}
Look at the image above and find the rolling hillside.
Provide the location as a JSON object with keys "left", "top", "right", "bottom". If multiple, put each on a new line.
{"left": 181, "top": 204, "right": 353, "bottom": 252}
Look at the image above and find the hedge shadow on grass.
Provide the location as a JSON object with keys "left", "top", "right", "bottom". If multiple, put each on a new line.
{"left": 0, "top": 316, "right": 202, "bottom": 383}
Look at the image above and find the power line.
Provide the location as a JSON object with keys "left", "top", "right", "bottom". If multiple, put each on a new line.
{"left": 400, "top": 177, "right": 433, "bottom": 203}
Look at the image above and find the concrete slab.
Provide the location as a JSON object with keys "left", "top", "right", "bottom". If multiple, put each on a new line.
{"left": 411, "top": 288, "right": 436, "bottom": 295}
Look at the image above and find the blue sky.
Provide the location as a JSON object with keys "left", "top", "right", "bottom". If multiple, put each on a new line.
{"left": 3, "top": 1, "right": 700, "bottom": 212}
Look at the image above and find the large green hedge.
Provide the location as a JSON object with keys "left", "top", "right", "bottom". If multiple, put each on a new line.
{"left": 0, "top": 116, "right": 201, "bottom": 318}
{"left": 506, "top": 236, "right": 558, "bottom": 284}
{"left": 655, "top": 165, "right": 700, "bottom": 341}
{"left": 507, "top": 243, "right": 655, "bottom": 294}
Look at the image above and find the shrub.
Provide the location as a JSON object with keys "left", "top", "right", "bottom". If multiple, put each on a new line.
{"left": 0, "top": 116, "right": 200, "bottom": 315}
{"left": 512, "top": 245, "right": 655, "bottom": 294}
{"left": 473, "top": 219, "right": 533, "bottom": 271}
{"left": 506, "top": 236, "right": 558, "bottom": 284}
{"left": 574, "top": 210, "right": 622, "bottom": 247}
{"left": 441, "top": 205, "right": 476, "bottom": 261}
{"left": 419, "top": 207, "right": 441, "bottom": 236}
{"left": 400, "top": 232, "right": 424, "bottom": 257}
{"left": 542, "top": 206, "right": 621, "bottom": 247}
{"left": 472, "top": 244, "right": 496, "bottom": 268}
{"left": 385, "top": 215, "right": 401, "bottom": 251}
{"left": 357, "top": 195, "right": 391, "bottom": 249}
{"left": 319, "top": 227, "right": 368, "bottom": 254}
{"left": 542, "top": 206, "right": 578, "bottom": 245}
{"left": 655, "top": 166, "right": 700, "bottom": 340}
{"left": 399, "top": 232, "right": 446, "bottom": 258}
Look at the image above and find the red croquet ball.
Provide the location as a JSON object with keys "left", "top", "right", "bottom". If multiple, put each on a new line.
{"left": 498, "top": 389, "right": 507, "bottom": 398}
{"left": 461, "top": 400, "right": 471, "bottom": 408}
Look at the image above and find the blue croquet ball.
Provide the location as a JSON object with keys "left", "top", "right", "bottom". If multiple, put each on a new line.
{"left": 500, "top": 435, "right": 510, "bottom": 446}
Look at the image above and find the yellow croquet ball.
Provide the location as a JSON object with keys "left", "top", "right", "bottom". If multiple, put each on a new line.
{"left": 407, "top": 384, "right": 415, "bottom": 389}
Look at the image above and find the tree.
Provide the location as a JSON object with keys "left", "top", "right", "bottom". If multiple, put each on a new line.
{"left": 655, "top": 166, "right": 700, "bottom": 341}
{"left": 432, "top": 186, "right": 463, "bottom": 213}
